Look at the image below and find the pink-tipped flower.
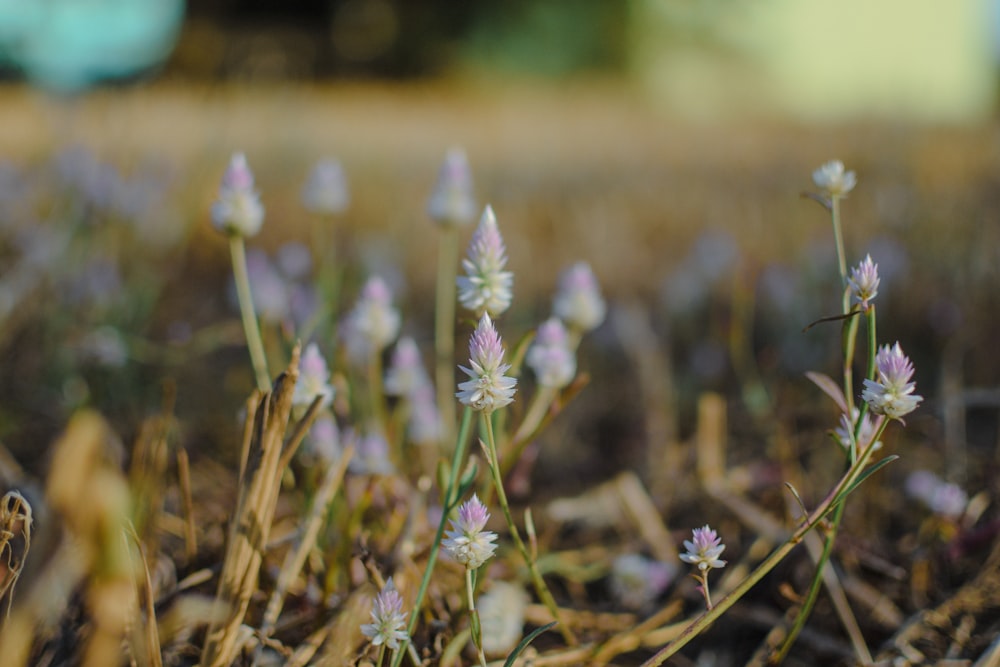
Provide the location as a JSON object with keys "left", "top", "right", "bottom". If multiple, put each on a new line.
{"left": 442, "top": 494, "right": 499, "bottom": 569}
{"left": 610, "top": 554, "right": 677, "bottom": 610}
{"left": 341, "top": 276, "right": 401, "bottom": 365}
{"left": 293, "top": 343, "right": 334, "bottom": 410}
{"left": 679, "top": 525, "right": 726, "bottom": 572}
{"left": 834, "top": 408, "right": 881, "bottom": 453}
{"left": 862, "top": 342, "right": 923, "bottom": 420}
{"left": 408, "top": 385, "right": 443, "bottom": 445}
{"left": 812, "top": 159, "right": 857, "bottom": 197}
{"left": 305, "top": 414, "right": 341, "bottom": 462}
{"left": 384, "top": 336, "right": 431, "bottom": 397}
{"left": 211, "top": 152, "right": 265, "bottom": 237}
{"left": 457, "top": 205, "right": 514, "bottom": 317}
{"left": 553, "top": 262, "right": 606, "bottom": 332}
{"left": 456, "top": 313, "right": 517, "bottom": 413}
{"left": 525, "top": 317, "right": 576, "bottom": 389}
{"left": 848, "top": 254, "right": 879, "bottom": 309}
{"left": 427, "top": 147, "right": 476, "bottom": 227}
{"left": 360, "top": 578, "right": 409, "bottom": 650}
{"left": 301, "top": 157, "right": 350, "bottom": 215}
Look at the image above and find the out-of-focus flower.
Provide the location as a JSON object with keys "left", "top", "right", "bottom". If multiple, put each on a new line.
{"left": 360, "top": 578, "right": 409, "bottom": 650}
{"left": 834, "top": 408, "right": 881, "bottom": 452}
{"left": 812, "top": 159, "right": 857, "bottom": 197}
{"left": 609, "top": 554, "right": 677, "bottom": 610}
{"left": 848, "top": 254, "right": 880, "bottom": 310}
{"left": 525, "top": 317, "right": 576, "bottom": 389}
{"left": 427, "top": 147, "right": 476, "bottom": 227}
{"left": 554, "top": 262, "right": 606, "bottom": 333}
{"left": 301, "top": 158, "right": 350, "bottom": 215}
{"left": 457, "top": 205, "right": 514, "bottom": 317}
{"left": 305, "top": 414, "right": 341, "bottom": 462}
{"left": 348, "top": 431, "right": 395, "bottom": 475}
{"left": 862, "top": 342, "right": 922, "bottom": 420}
{"left": 294, "top": 343, "right": 334, "bottom": 409}
{"left": 477, "top": 581, "right": 528, "bottom": 657}
{"left": 384, "top": 336, "right": 430, "bottom": 397}
{"left": 276, "top": 241, "right": 313, "bottom": 280}
{"left": 906, "top": 470, "right": 968, "bottom": 520}
{"left": 341, "top": 276, "right": 401, "bottom": 364}
{"left": 442, "top": 494, "right": 498, "bottom": 569}
{"left": 211, "top": 152, "right": 264, "bottom": 237}
{"left": 457, "top": 313, "right": 517, "bottom": 413}
{"left": 245, "top": 248, "right": 291, "bottom": 324}
{"left": 680, "top": 525, "right": 726, "bottom": 572}
{"left": 408, "top": 385, "right": 443, "bottom": 445}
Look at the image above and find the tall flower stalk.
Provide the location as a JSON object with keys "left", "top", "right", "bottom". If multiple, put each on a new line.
{"left": 212, "top": 153, "right": 270, "bottom": 392}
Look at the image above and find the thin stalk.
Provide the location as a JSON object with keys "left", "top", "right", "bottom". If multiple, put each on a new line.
{"left": 229, "top": 236, "right": 271, "bottom": 392}
{"left": 466, "top": 569, "right": 488, "bottom": 667}
{"left": 434, "top": 226, "right": 460, "bottom": 450}
{"left": 368, "top": 349, "right": 389, "bottom": 437}
{"left": 855, "top": 306, "right": 878, "bottom": 438}
{"left": 830, "top": 196, "right": 848, "bottom": 286}
{"left": 390, "top": 408, "right": 473, "bottom": 667}
{"left": 482, "top": 414, "right": 577, "bottom": 645}
{"left": 641, "top": 433, "right": 887, "bottom": 667}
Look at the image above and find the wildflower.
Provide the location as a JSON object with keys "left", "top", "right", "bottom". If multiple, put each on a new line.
{"left": 384, "top": 336, "right": 430, "bottom": 397}
{"left": 812, "top": 159, "right": 857, "bottom": 197}
{"left": 301, "top": 157, "right": 350, "bottom": 215}
{"left": 680, "top": 525, "right": 726, "bottom": 573}
{"left": 906, "top": 470, "right": 968, "bottom": 520}
{"left": 341, "top": 276, "right": 401, "bottom": 364}
{"left": 348, "top": 431, "right": 395, "bottom": 475}
{"left": 525, "top": 317, "right": 576, "bottom": 389}
{"left": 305, "top": 414, "right": 341, "bottom": 462}
{"left": 477, "top": 581, "right": 529, "bottom": 657}
{"left": 427, "top": 147, "right": 476, "bottom": 227}
{"left": 360, "top": 578, "right": 409, "bottom": 650}
{"left": 609, "top": 554, "right": 676, "bottom": 610}
{"left": 442, "top": 494, "right": 498, "bottom": 569}
{"left": 457, "top": 205, "right": 514, "bottom": 317}
{"left": 862, "top": 342, "right": 923, "bottom": 420}
{"left": 211, "top": 152, "right": 265, "bottom": 237}
{"left": 293, "top": 343, "right": 334, "bottom": 410}
{"left": 834, "top": 408, "right": 881, "bottom": 453}
{"left": 848, "top": 254, "right": 879, "bottom": 309}
{"left": 457, "top": 313, "right": 517, "bottom": 413}
{"left": 245, "top": 248, "right": 290, "bottom": 324}
{"left": 553, "top": 262, "right": 606, "bottom": 332}
{"left": 408, "top": 385, "right": 443, "bottom": 445}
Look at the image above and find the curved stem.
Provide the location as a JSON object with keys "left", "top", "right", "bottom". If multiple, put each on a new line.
{"left": 482, "top": 413, "right": 577, "bottom": 645}
{"left": 229, "top": 236, "right": 270, "bottom": 392}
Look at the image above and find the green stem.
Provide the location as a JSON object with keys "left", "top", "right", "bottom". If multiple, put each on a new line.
{"left": 831, "top": 196, "right": 848, "bottom": 287}
{"left": 466, "top": 569, "right": 488, "bottom": 667}
{"left": 434, "top": 226, "right": 460, "bottom": 451}
{"left": 229, "top": 236, "right": 271, "bottom": 392}
{"left": 641, "top": 434, "right": 888, "bottom": 667}
{"left": 482, "top": 413, "right": 577, "bottom": 646}
{"left": 390, "top": 408, "right": 473, "bottom": 667}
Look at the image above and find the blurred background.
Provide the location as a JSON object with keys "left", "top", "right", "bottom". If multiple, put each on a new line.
{"left": 0, "top": 0, "right": 998, "bottom": 496}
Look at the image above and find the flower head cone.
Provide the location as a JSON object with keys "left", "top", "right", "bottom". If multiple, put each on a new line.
{"left": 812, "top": 159, "right": 857, "bottom": 197}
{"left": 341, "top": 276, "right": 401, "bottom": 364}
{"left": 553, "top": 262, "right": 606, "bottom": 332}
{"left": 679, "top": 525, "right": 726, "bottom": 572}
{"left": 293, "top": 342, "right": 334, "bottom": 409}
{"left": 211, "top": 152, "right": 265, "bottom": 237}
{"left": 301, "top": 158, "right": 349, "bottom": 215}
{"left": 848, "top": 254, "right": 879, "bottom": 309}
{"left": 360, "top": 578, "right": 409, "bottom": 650}
{"left": 457, "top": 205, "right": 514, "bottom": 317}
{"left": 456, "top": 313, "right": 517, "bottom": 413}
{"left": 427, "top": 147, "right": 476, "bottom": 227}
{"left": 384, "top": 336, "right": 430, "bottom": 397}
{"left": 862, "top": 342, "right": 923, "bottom": 420}
{"left": 526, "top": 317, "right": 576, "bottom": 389}
{"left": 442, "top": 494, "right": 498, "bottom": 569}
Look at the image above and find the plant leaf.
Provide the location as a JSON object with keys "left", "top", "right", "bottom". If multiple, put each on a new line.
{"left": 805, "top": 371, "right": 848, "bottom": 414}
{"left": 838, "top": 455, "right": 899, "bottom": 502}
{"left": 504, "top": 622, "right": 557, "bottom": 667}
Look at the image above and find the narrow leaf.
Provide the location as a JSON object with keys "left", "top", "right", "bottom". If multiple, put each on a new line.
{"left": 504, "top": 622, "right": 557, "bottom": 667}
{"left": 839, "top": 455, "right": 899, "bottom": 501}
{"left": 804, "top": 371, "right": 848, "bottom": 414}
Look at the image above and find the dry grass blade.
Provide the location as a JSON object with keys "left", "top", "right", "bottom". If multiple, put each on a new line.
{"left": 200, "top": 345, "right": 313, "bottom": 667}
{"left": 0, "top": 490, "right": 32, "bottom": 616}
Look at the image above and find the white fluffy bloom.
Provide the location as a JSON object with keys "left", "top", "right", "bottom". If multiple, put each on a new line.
{"left": 525, "top": 317, "right": 576, "bottom": 389}
{"left": 553, "top": 262, "right": 606, "bottom": 332}
{"left": 812, "top": 159, "right": 857, "bottom": 197}
{"left": 457, "top": 205, "right": 514, "bottom": 317}
{"left": 211, "top": 152, "right": 265, "bottom": 237}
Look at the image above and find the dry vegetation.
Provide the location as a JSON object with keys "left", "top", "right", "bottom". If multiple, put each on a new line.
{"left": 0, "top": 81, "right": 999, "bottom": 665}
